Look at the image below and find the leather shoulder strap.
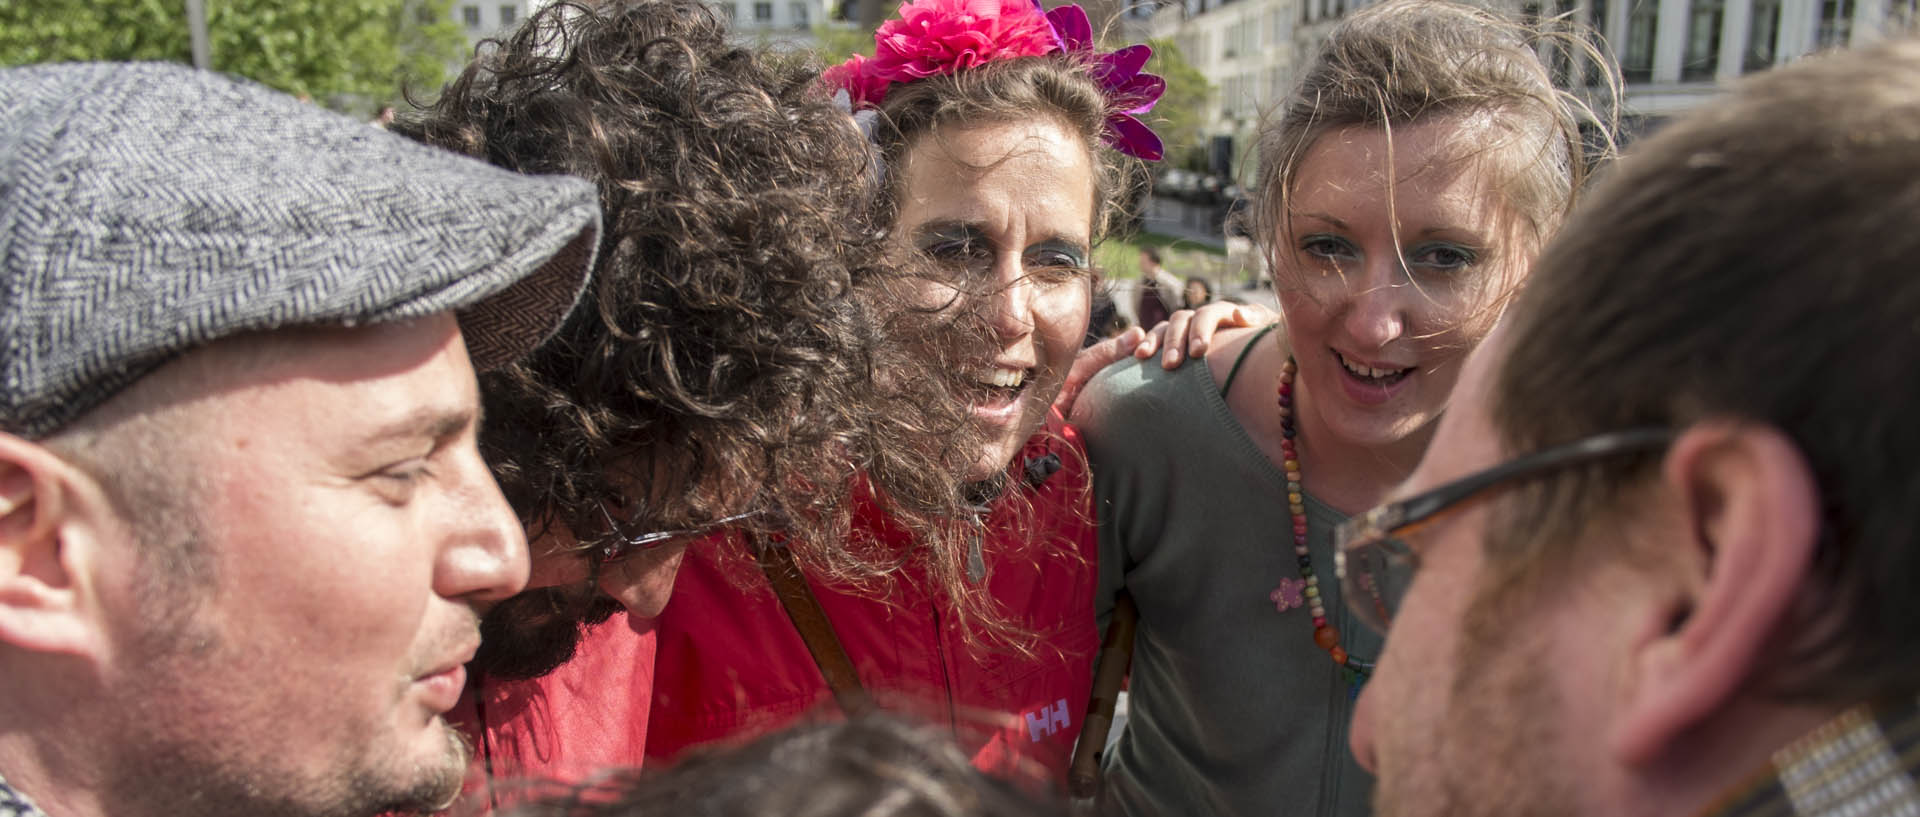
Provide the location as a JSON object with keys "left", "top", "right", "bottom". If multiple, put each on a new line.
{"left": 757, "top": 545, "right": 873, "bottom": 716}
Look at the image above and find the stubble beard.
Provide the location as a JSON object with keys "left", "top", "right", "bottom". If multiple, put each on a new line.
{"left": 1372, "top": 582, "right": 1577, "bottom": 817}
{"left": 352, "top": 724, "right": 473, "bottom": 816}
{"left": 105, "top": 635, "right": 475, "bottom": 817}
{"left": 140, "top": 724, "right": 470, "bottom": 817}
{"left": 91, "top": 461, "right": 474, "bottom": 817}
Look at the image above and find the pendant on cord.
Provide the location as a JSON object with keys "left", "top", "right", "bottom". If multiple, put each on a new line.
{"left": 1269, "top": 577, "right": 1306, "bottom": 613}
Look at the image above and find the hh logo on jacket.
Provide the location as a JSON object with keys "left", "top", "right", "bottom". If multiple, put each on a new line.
{"left": 1025, "top": 698, "right": 1072, "bottom": 742}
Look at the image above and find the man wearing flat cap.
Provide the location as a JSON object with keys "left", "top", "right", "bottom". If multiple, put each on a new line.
{"left": 0, "top": 63, "right": 599, "bottom": 817}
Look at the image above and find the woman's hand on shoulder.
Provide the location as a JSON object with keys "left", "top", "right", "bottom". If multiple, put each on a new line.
{"left": 1054, "top": 324, "right": 1150, "bottom": 418}
{"left": 1052, "top": 301, "right": 1281, "bottom": 419}
{"left": 1133, "top": 301, "right": 1279, "bottom": 368}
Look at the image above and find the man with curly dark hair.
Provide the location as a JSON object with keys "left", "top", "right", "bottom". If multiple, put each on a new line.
{"left": 391, "top": 0, "right": 980, "bottom": 802}
{"left": 504, "top": 716, "right": 1065, "bottom": 817}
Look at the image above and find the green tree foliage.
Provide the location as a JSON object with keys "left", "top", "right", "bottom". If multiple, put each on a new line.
{"left": 0, "top": 0, "right": 468, "bottom": 111}
{"left": 1141, "top": 38, "right": 1213, "bottom": 172}
{"left": 809, "top": 21, "right": 875, "bottom": 65}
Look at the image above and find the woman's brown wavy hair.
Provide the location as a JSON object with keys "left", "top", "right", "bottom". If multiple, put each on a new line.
{"left": 396, "top": 0, "right": 978, "bottom": 606}
{"left": 863, "top": 53, "right": 1137, "bottom": 647}
{"left": 1251, "top": 0, "right": 1619, "bottom": 332}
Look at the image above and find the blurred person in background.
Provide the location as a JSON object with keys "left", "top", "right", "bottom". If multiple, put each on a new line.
{"left": 1133, "top": 247, "right": 1178, "bottom": 330}
{"left": 1181, "top": 276, "right": 1212, "bottom": 310}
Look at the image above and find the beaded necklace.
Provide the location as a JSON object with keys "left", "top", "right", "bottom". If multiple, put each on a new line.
{"left": 1269, "top": 354, "right": 1374, "bottom": 692}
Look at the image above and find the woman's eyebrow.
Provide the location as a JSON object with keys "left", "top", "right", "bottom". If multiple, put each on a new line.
{"left": 1296, "top": 212, "right": 1350, "bottom": 230}
{"left": 1412, "top": 225, "right": 1491, "bottom": 242}
{"left": 914, "top": 221, "right": 986, "bottom": 242}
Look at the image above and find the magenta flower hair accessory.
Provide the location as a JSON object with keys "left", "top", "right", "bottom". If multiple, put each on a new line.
{"left": 826, "top": 0, "right": 1165, "bottom": 160}
{"left": 875, "top": 0, "right": 1057, "bottom": 83}
{"left": 824, "top": 53, "right": 893, "bottom": 108}
{"left": 1041, "top": 3, "right": 1165, "bottom": 160}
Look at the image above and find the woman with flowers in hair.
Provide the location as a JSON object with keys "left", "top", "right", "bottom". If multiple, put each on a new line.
{"left": 1070, "top": 1, "right": 1615, "bottom": 814}
{"left": 645, "top": 0, "right": 1162, "bottom": 787}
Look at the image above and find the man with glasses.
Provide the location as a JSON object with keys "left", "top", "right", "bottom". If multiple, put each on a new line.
{"left": 391, "top": 0, "right": 979, "bottom": 803}
{"left": 0, "top": 63, "right": 597, "bottom": 817}
{"left": 1342, "top": 38, "right": 1920, "bottom": 817}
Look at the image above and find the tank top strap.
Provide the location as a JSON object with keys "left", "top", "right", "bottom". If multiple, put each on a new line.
{"left": 1219, "top": 322, "right": 1280, "bottom": 398}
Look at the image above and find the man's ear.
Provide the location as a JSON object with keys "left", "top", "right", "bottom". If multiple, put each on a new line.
{"left": 1610, "top": 422, "right": 1819, "bottom": 766}
{"left": 0, "top": 432, "right": 114, "bottom": 657}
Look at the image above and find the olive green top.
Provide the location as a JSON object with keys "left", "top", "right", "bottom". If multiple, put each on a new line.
{"left": 1073, "top": 355, "right": 1380, "bottom": 817}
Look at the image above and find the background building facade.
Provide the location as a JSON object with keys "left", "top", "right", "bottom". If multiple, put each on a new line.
{"left": 1138, "top": 0, "right": 1914, "bottom": 184}
{"left": 711, "top": 0, "right": 834, "bottom": 43}
{"left": 451, "top": 0, "right": 549, "bottom": 49}
{"left": 449, "top": 0, "right": 833, "bottom": 49}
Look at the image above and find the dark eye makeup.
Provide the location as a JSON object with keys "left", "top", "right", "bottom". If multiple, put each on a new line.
{"left": 914, "top": 223, "right": 1089, "bottom": 282}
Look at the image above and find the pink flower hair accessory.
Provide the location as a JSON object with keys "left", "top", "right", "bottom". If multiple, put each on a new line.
{"left": 827, "top": 0, "right": 1165, "bottom": 161}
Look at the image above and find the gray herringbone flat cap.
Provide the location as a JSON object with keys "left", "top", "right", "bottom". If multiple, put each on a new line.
{"left": 0, "top": 62, "right": 603, "bottom": 439}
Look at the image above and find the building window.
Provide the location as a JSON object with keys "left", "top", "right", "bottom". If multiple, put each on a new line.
{"left": 1584, "top": 0, "right": 1609, "bottom": 85}
{"left": 1222, "top": 73, "right": 1255, "bottom": 120}
{"left": 1744, "top": 0, "right": 1782, "bottom": 70}
{"left": 499, "top": 4, "right": 516, "bottom": 25}
{"left": 1542, "top": 0, "right": 1575, "bottom": 86}
{"left": 754, "top": 1, "right": 773, "bottom": 21}
{"left": 1225, "top": 20, "right": 1253, "bottom": 58}
{"left": 791, "top": 1, "right": 809, "bottom": 27}
{"left": 1894, "top": 0, "right": 1920, "bottom": 27}
{"left": 1817, "top": 0, "right": 1851, "bottom": 47}
{"left": 416, "top": 4, "right": 437, "bottom": 25}
{"left": 1622, "top": 0, "right": 1658, "bottom": 83}
{"left": 1681, "top": 0, "right": 1723, "bottom": 80}
{"left": 721, "top": 2, "right": 737, "bottom": 19}
{"left": 461, "top": 5, "right": 482, "bottom": 27}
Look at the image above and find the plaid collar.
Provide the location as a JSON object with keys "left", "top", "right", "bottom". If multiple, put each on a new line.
{"left": 0, "top": 773, "right": 49, "bottom": 817}
{"left": 1708, "top": 693, "right": 1920, "bottom": 817}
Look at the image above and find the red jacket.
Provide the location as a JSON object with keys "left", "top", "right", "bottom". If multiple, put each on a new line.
{"left": 647, "top": 421, "right": 1098, "bottom": 787}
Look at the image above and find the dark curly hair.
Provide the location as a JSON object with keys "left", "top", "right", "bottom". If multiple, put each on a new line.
{"left": 396, "top": 0, "right": 979, "bottom": 677}
{"left": 501, "top": 716, "right": 1063, "bottom": 817}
